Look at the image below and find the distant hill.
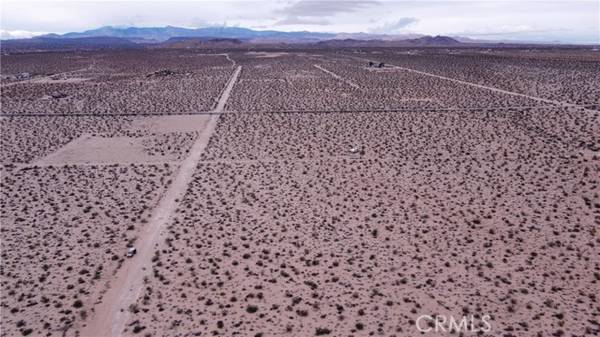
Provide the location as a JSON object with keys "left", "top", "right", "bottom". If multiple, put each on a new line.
{"left": 3, "top": 25, "right": 570, "bottom": 53}
{"left": 3, "top": 25, "right": 588, "bottom": 51}
{"left": 159, "top": 37, "right": 244, "bottom": 49}
{"left": 0, "top": 33, "right": 464, "bottom": 53}
{"left": 36, "top": 26, "right": 464, "bottom": 46}
{"left": 0, "top": 36, "right": 140, "bottom": 52}
{"left": 410, "top": 35, "right": 461, "bottom": 46}
{"left": 48, "top": 26, "right": 334, "bottom": 43}
{"left": 316, "top": 35, "right": 462, "bottom": 47}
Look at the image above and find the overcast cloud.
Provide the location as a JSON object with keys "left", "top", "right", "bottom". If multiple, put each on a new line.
{"left": 369, "top": 17, "right": 419, "bottom": 34}
{"left": 276, "top": 0, "right": 379, "bottom": 17}
{"left": 1, "top": 0, "right": 598, "bottom": 43}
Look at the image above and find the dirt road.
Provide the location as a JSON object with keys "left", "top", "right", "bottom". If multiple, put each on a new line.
{"left": 79, "top": 65, "right": 241, "bottom": 337}
{"left": 352, "top": 56, "right": 593, "bottom": 110}
{"left": 313, "top": 64, "right": 361, "bottom": 89}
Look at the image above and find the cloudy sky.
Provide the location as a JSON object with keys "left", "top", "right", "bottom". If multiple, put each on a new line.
{"left": 1, "top": 0, "right": 599, "bottom": 43}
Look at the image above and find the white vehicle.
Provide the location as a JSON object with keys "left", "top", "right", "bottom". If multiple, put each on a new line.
{"left": 126, "top": 247, "right": 137, "bottom": 257}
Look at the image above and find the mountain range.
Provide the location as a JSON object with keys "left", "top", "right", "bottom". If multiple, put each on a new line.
{"left": 1, "top": 25, "right": 555, "bottom": 52}
{"left": 42, "top": 26, "right": 336, "bottom": 43}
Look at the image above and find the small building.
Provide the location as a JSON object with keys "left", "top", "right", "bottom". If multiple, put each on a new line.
{"left": 16, "top": 72, "right": 30, "bottom": 80}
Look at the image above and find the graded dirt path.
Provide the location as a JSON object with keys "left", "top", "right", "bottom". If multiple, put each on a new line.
{"left": 313, "top": 64, "right": 361, "bottom": 89}
{"left": 80, "top": 65, "right": 242, "bottom": 337}
{"left": 215, "top": 66, "right": 241, "bottom": 111}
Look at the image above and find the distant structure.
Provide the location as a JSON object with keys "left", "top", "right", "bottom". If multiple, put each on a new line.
{"left": 16, "top": 72, "right": 30, "bottom": 80}
{"left": 367, "top": 62, "right": 385, "bottom": 69}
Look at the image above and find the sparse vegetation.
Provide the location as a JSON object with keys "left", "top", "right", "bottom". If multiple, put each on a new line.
{"left": 2, "top": 48, "right": 598, "bottom": 337}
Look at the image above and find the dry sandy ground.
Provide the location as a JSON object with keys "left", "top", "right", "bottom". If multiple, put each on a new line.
{"left": 1, "top": 50, "right": 599, "bottom": 337}
{"left": 119, "top": 105, "right": 598, "bottom": 337}
{"left": 78, "top": 66, "right": 241, "bottom": 337}
{"left": 129, "top": 115, "right": 210, "bottom": 133}
{"left": 313, "top": 64, "right": 361, "bottom": 89}
{"left": 123, "top": 154, "right": 598, "bottom": 336}
{"left": 354, "top": 55, "right": 593, "bottom": 111}
{"left": 0, "top": 114, "right": 212, "bottom": 166}
{"left": 1, "top": 50, "right": 235, "bottom": 115}
{"left": 120, "top": 109, "right": 599, "bottom": 337}
{"left": 367, "top": 49, "right": 600, "bottom": 107}
{"left": 226, "top": 54, "right": 549, "bottom": 112}
{"left": 33, "top": 115, "right": 213, "bottom": 166}
{"left": 35, "top": 135, "right": 178, "bottom": 165}
{"left": 0, "top": 164, "right": 176, "bottom": 337}
{"left": 0, "top": 112, "right": 214, "bottom": 337}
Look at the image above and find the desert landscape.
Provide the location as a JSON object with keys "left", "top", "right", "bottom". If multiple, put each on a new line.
{"left": 1, "top": 46, "right": 599, "bottom": 337}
